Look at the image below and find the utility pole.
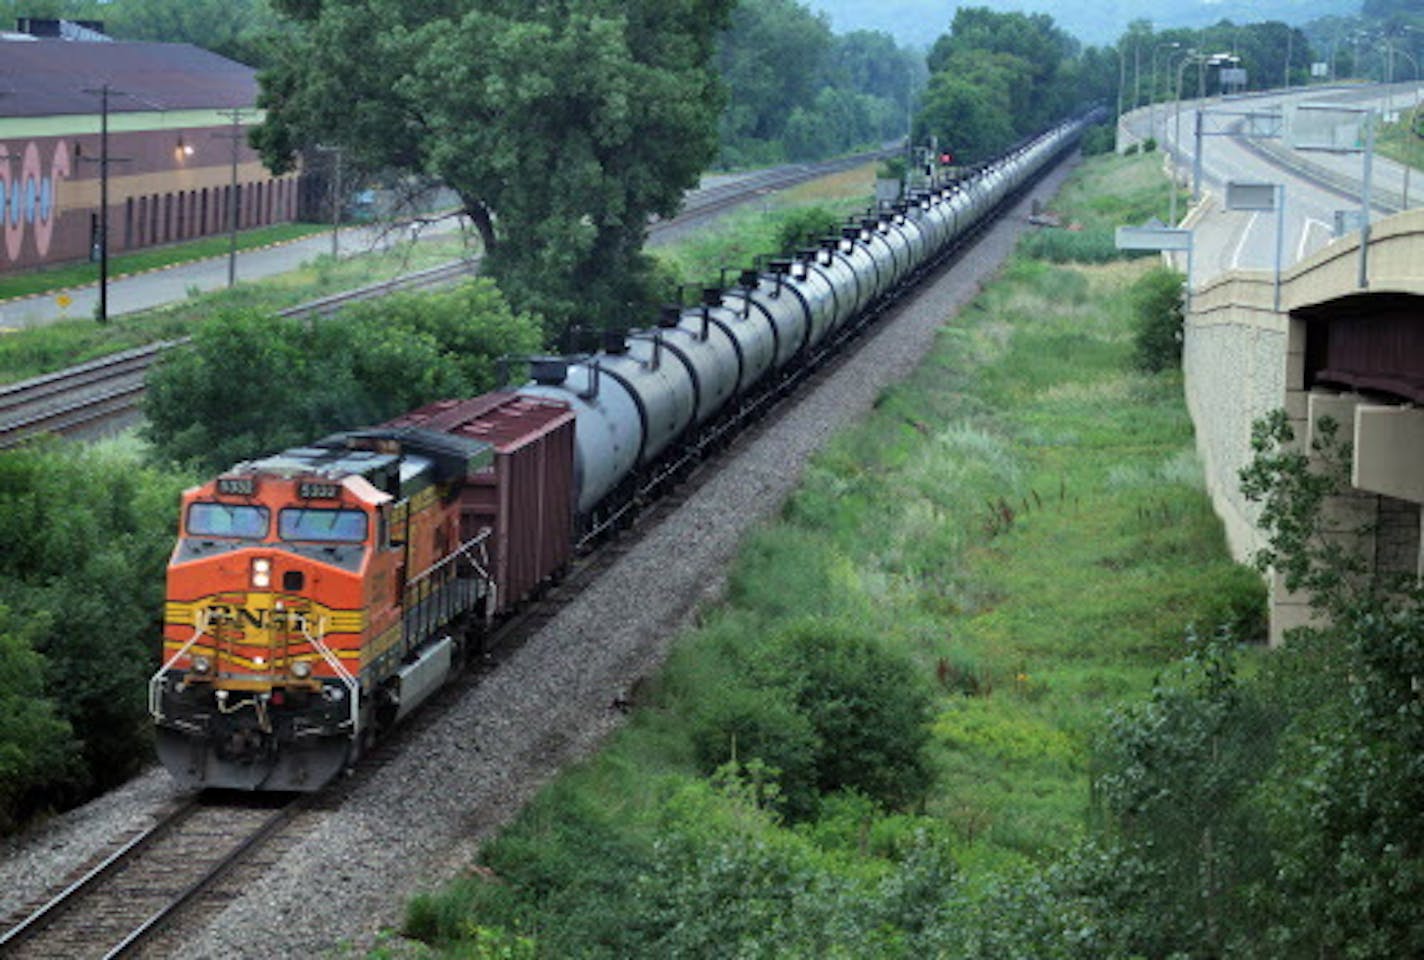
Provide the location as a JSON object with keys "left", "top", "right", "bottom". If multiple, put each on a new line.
{"left": 80, "top": 83, "right": 132, "bottom": 324}
{"left": 213, "top": 108, "right": 254, "bottom": 287}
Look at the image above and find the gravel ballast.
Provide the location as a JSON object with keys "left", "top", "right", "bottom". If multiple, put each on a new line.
{"left": 0, "top": 155, "right": 1077, "bottom": 959}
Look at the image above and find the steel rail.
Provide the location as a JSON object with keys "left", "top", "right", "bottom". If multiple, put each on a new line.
{"left": 102, "top": 800, "right": 300, "bottom": 959}
{"left": 0, "top": 797, "right": 300, "bottom": 959}
{"left": 0, "top": 799, "right": 200, "bottom": 951}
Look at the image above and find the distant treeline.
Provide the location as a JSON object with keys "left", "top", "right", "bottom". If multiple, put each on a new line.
{"left": 714, "top": 0, "right": 921, "bottom": 167}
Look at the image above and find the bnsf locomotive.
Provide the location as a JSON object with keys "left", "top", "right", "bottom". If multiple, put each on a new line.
{"left": 151, "top": 117, "right": 1088, "bottom": 791}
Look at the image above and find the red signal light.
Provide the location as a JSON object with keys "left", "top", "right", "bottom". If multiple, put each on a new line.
{"left": 939, "top": 152, "right": 954, "bottom": 165}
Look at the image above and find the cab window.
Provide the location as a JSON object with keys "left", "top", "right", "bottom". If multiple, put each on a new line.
{"left": 187, "top": 502, "right": 270, "bottom": 539}
{"left": 279, "top": 508, "right": 369, "bottom": 543}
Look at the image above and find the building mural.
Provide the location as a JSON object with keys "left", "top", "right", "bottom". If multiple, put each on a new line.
{"left": 1, "top": 139, "right": 70, "bottom": 264}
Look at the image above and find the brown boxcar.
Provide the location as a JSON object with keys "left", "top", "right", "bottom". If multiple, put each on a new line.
{"left": 386, "top": 393, "right": 576, "bottom": 614}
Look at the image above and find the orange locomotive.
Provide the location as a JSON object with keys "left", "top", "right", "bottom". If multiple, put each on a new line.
{"left": 152, "top": 429, "right": 491, "bottom": 789}
{"left": 151, "top": 393, "right": 575, "bottom": 791}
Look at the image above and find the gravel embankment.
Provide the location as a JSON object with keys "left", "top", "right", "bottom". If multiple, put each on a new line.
{"left": 0, "top": 154, "right": 1077, "bottom": 959}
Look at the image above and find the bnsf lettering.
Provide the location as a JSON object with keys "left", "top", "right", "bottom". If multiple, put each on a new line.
{"left": 206, "top": 605, "right": 308, "bottom": 630}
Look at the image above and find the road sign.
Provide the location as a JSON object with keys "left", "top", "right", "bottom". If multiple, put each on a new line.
{"left": 1334, "top": 209, "right": 1366, "bottom": 237}
{"left": 1225, "top": 182, "right": 1279, "bottom": 212}
{"left": 1289, "top": 103, "right": 1369, "bottom": 153}
{"left": 1115, "top": 226, "right": 1193, "bottom": 252}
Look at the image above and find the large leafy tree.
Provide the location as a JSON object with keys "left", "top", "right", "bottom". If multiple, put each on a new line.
{"left": 918, "top": 7, "right": 1080, "bottom": 162}
{"left": 252, "top": 0, "right": 733, "bottom": 334}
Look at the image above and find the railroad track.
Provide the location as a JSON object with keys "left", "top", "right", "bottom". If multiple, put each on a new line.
{"left": 0, "top": 795, "right": 299, "bottom": 959}
{"left": 0, "top": 152, "right": 888, "bottom": 451}
{"left": 0, "top": 259, "right": 477, "bottom": 449}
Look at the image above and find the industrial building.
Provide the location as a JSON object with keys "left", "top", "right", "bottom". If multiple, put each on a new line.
{"left": 0, "top": 18, "right": 299, "bottom": 273}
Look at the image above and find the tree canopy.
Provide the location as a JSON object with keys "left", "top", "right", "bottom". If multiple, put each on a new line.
{"left": 251, "top": 0, "right": 734, "bottom": 335}
{"left": 716, "top": 2, "right": 920, "bottom": 167}
{"left": 917, "top": 7, "right": 1082, "bottom": 164}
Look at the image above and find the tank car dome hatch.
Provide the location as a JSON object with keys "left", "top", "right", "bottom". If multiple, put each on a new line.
{"left": 658, "top": 305, "right": 682, "bottom": 329}
{"left": 529, "top": 357, "right": 571, "bottom": 385}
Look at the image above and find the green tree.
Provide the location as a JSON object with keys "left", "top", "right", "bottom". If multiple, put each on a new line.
{"left": 1240, "top": 412, "right": 1424, "bottom": 957}
{"left": 916, "top": 67, "right": 1016, "bottom": 165}
{"left": 101, "top": 0, "right": 285, "bottom": 66}
{"left": 1130, "top": 265, "right": 1185, "bottom": 372}
{"left": 1092, "top": 637, "right": 1280, "bottom": 957}
{"left": 0, "top": 445, "right": 189, "bottom": 812}
{"left": 252, "top": 0, "right": 733, "bottom": 336}
{"left": 0, "top": 606, "right": 80, "bottom": 834}
{"left": 927, "top": 7, "right": 1077, "bottom": 136}
{"left": 144, "top": 280, "right": 540, "bottom": 472}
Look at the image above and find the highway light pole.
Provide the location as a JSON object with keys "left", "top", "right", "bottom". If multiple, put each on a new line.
{"left": 1150, "top": 42, "right": 1180, "bottom": 141}
{"left": 1172, "top": 51, "right": 1199, "bottom": 225}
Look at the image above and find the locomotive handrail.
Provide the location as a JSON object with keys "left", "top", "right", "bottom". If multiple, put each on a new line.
{"left": 148, "top": 610, "right": 211, "bottom": 721}
{"left": 301, "top": 615, "right": 360, "bottom": 735}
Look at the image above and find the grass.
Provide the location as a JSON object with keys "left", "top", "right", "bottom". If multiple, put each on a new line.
{"left": 1018, "top": 149, "right": 1189, "bottom": 263}
{"left": 655, "top": 162, "right": 877, "bottom": 290}
{"left": 1375, "top": 109, "right": 1424, "bottom": 182}
{"left": 397, "top": 150, "right": 1267, "bottom": 953}
{"left": 0, "top": 233, "right": 477, "bottom": 383}
{"left": 0, "top": 222, "right": 330, "bottom": 302}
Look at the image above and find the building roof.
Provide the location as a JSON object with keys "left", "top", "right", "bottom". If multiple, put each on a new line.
{"left": 0, "top": 38, "right": 258, "bottom": 117}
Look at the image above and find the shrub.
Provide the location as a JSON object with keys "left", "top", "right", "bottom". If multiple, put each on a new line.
{"left": 775, "top": 205, "right": 843, "bottom": 255}
{"left": 144, "top": 280, "right": 542, "bottom": 472}
{"left": 1079, "top": 124, "right": 1115, "bottom": 157}
{"left": 688, "top": 619, "right": 935, "bottom": 820}
{"left": 1130, "top": 266, "right": 1185, "bottom": 372}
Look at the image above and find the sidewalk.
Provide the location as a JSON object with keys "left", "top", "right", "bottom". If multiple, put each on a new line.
{"left": 0, "top": 213, "right": 470, "bottom": 331}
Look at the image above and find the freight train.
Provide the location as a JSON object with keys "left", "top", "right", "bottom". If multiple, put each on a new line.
{"left": 151, "top": 116, "right": 1089, "bottom": 790}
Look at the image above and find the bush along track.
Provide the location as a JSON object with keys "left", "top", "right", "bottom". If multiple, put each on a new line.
{"left": 396, "top": 151, "right": 1269, "bottom": 958}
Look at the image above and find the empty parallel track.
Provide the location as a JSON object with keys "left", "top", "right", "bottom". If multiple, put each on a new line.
{"left": 0, "top": 795, "right": 299, "bottom": 959}
{"left": 0, "top": 259, "right": 477, "bottom": 448}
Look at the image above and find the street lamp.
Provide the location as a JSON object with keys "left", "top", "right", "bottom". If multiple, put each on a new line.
{"left": 1150, "top": 42, "right": 1181, "bottom": 140}
{"left": 1171, "top": 49, "right": 1200, "bottom": 224}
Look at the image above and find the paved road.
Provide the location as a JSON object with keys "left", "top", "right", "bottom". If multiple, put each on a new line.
{"left": 0, "top": 214, "right": 470, "bottom": 331}
{"left": 1123, "top": 81, "right": 1422, "bottom": 290}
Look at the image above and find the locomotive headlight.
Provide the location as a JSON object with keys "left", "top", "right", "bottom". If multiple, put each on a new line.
{"left": 192, "top": 655, "right": 212, "bottom": 675}
{"left": 251, "top": 558, "right": 272, "bottom": 589}
{"left": 291, "top": 660, "right": 312, "bottom": 680}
